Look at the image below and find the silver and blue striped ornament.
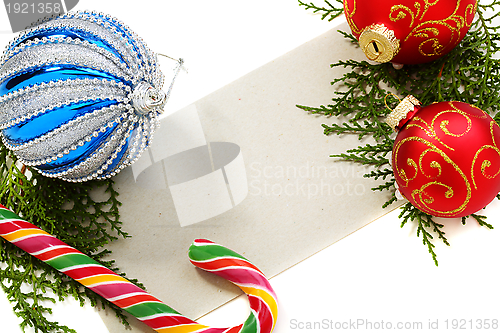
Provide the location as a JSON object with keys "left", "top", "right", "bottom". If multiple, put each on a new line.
{"left": 0, "top": 10, "right": 178, "bottom": 182}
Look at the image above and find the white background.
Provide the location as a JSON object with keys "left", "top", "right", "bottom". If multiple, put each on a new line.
{"left": 1, "top": 1, "right": 499, "bottom": 332}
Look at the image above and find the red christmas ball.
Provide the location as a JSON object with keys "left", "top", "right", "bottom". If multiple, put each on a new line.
{"left": 343, "top": 0, "right": 477, "bottom": 64}
{"left": 387, "top": 96, "right": 500, "bottom": 218}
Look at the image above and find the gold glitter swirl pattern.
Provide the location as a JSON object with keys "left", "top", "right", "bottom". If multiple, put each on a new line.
{"left": 344, "top": 0, "right": 362, "bottom": 35}
{"left": 470, "top": 121, "right": 500, "bottom": 189}
{"left": 389, "top": 0, "right": 477, "bottom": 57}
{"left": 413, "top": 181, "right": 454, "bottom": 205}
{"left": 400, "top": 158, "right": 418, "bottom": 186}
{"left": 389, "top": 2, "right": 422, "bottom": 27}
{"left": 394, "top": 135, "right": 472, "bottom": 216}
{"left": 406, "top": 102, "right": 475, "bottom": 151}
{"left": 430, "top": 161, "right": 442, "bottom": 178}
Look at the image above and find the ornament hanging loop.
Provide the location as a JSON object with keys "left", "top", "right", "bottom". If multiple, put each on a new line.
{"left": 157, "top": 53, "right": 187, "bottom": 108}
{"left": 158, "top": 53, "right": 181, "bottom": 62}
{"left": 384, "top": 92, "right": 402, "bottom": 112}
{"left": 158, "top": 53, "right": 187, "bottom": 73}
{"left": 365, "top": 40, "right": 383, "bottom": 61}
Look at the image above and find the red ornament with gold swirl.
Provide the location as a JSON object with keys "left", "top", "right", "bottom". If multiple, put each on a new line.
{"left": 387, "top": 96, "right": 500, "bottom": 218}
{"left": 343, "top": 0, "right": 477, "bottom": 64}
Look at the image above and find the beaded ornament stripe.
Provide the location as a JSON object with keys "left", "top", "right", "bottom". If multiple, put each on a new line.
{"left": 0, "top": 10, "right": 171, "bottom": 182}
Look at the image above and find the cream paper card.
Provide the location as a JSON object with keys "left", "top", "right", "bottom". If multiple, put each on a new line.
{"left": 98, "top": 22, "right": 399, "bottom": 332}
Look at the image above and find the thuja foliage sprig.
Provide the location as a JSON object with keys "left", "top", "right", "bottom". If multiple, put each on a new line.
{"left": 297, "top": 0, "right": 500, "bottom": 265}
{"left": 0, "top": 141, "right": 143, "bottom": 332}
{"left": 298, "top": 0, "right": 344, "bottom": 21}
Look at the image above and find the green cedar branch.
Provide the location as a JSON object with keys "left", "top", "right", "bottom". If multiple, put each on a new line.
{"left": 470, "top": 214, "right": 494, "bottom": 229}
{"left": 298, "top": 0, "right": 344, "bottom": 21}
{"left": 364, "top": 168, "right": 394, "bottom": 181}
{"left": 0, "top": 141, "right": 142, "bottom": 332}
{"left": 399, "top": 203, "right": 449, "bottom": 266}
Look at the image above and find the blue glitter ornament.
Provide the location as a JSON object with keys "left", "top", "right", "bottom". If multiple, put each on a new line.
{"left": 0, "top": 11, "right": 181, "bottom": 182}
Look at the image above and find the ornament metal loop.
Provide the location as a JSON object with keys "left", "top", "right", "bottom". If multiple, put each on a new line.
{"left": 359, "top": 24, "right": 400, "bottom": 63}
{"left": 385, "top": 95, "right": 421, "bottom": 132}
{"left": 132, "top": 81, "right": 167, "bottom": 115}
{"left": 384, "top": 92, "right": 402, "bottom": 112}
{"left": 157, "top": 54, "right": 185, "bottom": 111}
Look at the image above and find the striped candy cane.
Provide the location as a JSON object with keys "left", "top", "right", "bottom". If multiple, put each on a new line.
{"left": 0, "top": 204, "right": 278, "bottom": 333}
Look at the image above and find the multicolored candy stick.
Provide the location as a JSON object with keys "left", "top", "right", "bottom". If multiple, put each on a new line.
{"left": 0, "top": 204, "right": 278, "bottom": 333}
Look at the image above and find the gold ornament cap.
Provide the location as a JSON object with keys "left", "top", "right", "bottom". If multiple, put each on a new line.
{"left": 359, "top": 24, "right": 401, "bottom": 63}
{"left": 385, "top": 95, "right": 422, "bottom": 131}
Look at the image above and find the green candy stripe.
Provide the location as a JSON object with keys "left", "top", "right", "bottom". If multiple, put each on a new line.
{"left": 188, "top": 243, "right": 248, "bottom": 262}
{"left": 126, "top": 301, "right": 180, "bottom": 319}
{"left": 240, "top": 311, "right": 258, "bottom": 333}
{"left": 47, "top": 253, "right": 100, "bottom": 271}
{"left": 0, "top": 208, "right": 22, "bottom": 220}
